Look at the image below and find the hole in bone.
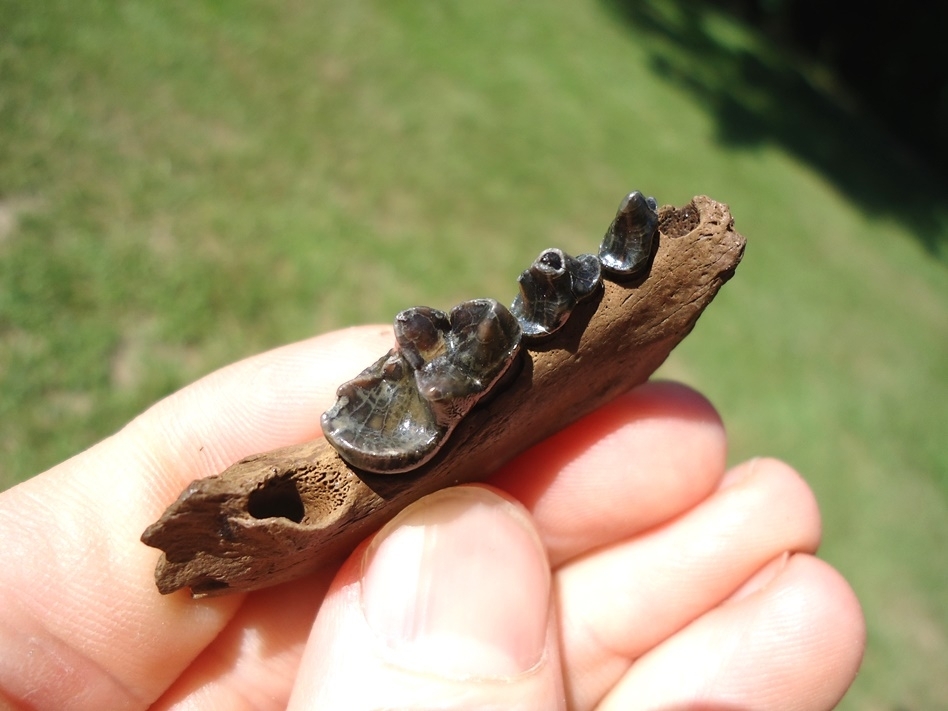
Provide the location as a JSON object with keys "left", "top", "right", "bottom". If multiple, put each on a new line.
{"left": 248, "top": 478, "right": 306, "bottom": 523}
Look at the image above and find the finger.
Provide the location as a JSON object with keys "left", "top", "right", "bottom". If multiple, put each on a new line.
{"left": 133, "top": 324, "right": 394, "bottom": 503}
{"left": 288, "top": 486, "right": 566, "bottom": 711}
{"left": 0, "top": 326, "right": 393, "bottom": 711}
{"left": 598, "top": 554, "right": 866, "bottom": 711}
{"left": 492, "top": 381, "right": 727, "bottom": 565}
{"left": 148, "top": 575, "right": 331, "bottom": 711}
{"left": 557, "top": 458, "right": 823, "bottom": 710}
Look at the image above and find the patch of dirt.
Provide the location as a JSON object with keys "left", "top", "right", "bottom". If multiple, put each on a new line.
{"left": 0, "top": 196, "right": 44, "bottom": 244}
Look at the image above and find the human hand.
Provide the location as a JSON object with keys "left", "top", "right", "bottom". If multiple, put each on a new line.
{"left": 0, "top": 326, "right": 865, "bottom": 710}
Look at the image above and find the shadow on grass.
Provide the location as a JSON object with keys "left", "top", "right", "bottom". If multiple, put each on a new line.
{"left": 603, "top": 0, "right": 948, "bottom": 259}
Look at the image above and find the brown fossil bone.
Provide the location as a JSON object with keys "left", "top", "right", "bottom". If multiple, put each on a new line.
{"left": 141, "top": 195, "right": 744, "bottom": 597}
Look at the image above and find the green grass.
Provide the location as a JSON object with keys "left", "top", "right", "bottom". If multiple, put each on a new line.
{"left": 2, "top": 0, "right": 946, "bottom": 707}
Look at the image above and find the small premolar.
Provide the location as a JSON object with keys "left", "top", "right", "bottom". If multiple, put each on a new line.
{"left": 511, "top": 248, "right": 601, "bottom": 338}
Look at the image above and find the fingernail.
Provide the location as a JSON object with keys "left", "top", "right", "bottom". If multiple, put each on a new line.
{"left": 360, "top": 486, "right": 550, "bottom": 679}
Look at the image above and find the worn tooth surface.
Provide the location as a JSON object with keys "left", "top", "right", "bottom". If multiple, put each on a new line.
{"left": 321, "top": 298, "right": 522, "bottom": 473}
{"left": 511, "top": 248, "right": 602, "bottom": 338}
{"left": 598, "top": 190, "right": 659, "bottom": 278}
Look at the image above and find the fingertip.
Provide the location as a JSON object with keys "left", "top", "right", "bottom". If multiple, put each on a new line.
{"left": 626, "top": 380, "right": 725, "bottom": 428}
{"left": 721, "top": 457, "right": 823, "bottom": 552}
{"left": 560, "top": 380, "right": 727, "bottom": 464}
{"left": 359, "top": 486, "right": 550, "bottom": 679}
{"left": 290, "top": 486, "right": 564, "bottom": 709}
{"left": 739, "top": 553, "right": 866, "bottom": 710}
{"left": 494, "top": 380, "right": 728, "bottom": 564}
{"left": 600, "top": 552, "right": 866, "bottom": 711}
{"left": 781, "top": 554, "right": 867, "bottom": 690}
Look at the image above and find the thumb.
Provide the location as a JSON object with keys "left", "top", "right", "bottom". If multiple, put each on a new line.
{"left": 288, "top": 485, "right": 564, "bottom": 710}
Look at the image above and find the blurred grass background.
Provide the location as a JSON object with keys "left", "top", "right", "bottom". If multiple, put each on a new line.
{"left": 1, "top": 0, "right": 946, "bottom": 707}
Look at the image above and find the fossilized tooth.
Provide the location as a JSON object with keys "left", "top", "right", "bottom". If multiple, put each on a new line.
{"left": 416, "top": 298, "right": 522, "bottom": 427}
{"left": 511, "top": 248, "right": 602, "bottom": 338}
{"left": 320, "top": 349, "right": 440, "bottom": 473}
{"left": 321, "top": 299, "right": 522, "bottom": 473}
{"left": 394, "top": 306, "right": 450, "bottom": 370}
{"left": 598, "top": 191, "right": 659, "bottom": 277}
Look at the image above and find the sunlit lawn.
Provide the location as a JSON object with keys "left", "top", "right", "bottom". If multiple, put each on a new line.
{"left": 2, "top": 0, "right": 946, "bottom": 707}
